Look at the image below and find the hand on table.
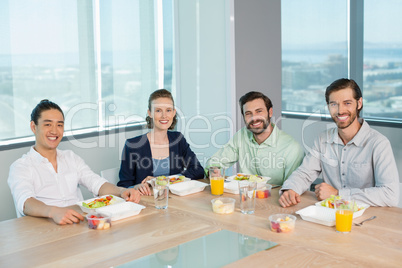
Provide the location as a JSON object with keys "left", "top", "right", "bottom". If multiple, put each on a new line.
{"left": 48, "top": 207, "right": 85, "bottom": 225}
{"left": 134, "top": 183, "right": 153, "bottom": 196}
{"left": 141, "top": 176, "right": 155, "bottom": 184}
{"left": 314, "top": 183, "right": 338, "bottom": 201}
{"left": 279, "top": 189, "right": 301, "bottom": 207}
{"left": 121, "top": 188, "right": 142, "bottom": 203}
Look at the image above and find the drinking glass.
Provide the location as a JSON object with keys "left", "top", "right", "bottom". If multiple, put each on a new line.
{"left": 209, "top": 166, "right": 225, "bottom": 196}
{"left": 238, "top": 181, "right": 257, "bottom": 214}
{"left": 335, "top": 198, "right": 355, "bottom": 233}
{"left": 153, "top": 177, "right": 169, "bottom": 209}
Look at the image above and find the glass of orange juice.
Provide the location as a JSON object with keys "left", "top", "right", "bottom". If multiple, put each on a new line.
{"left": 209, "top": 166, "right": 225, "bottom": 196}
{"left": 335, "top": 198, "right": 355, "bottom": 233}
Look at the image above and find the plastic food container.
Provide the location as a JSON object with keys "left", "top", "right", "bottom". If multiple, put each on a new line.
{"left": 315, "top": 201, "right": 369, "bottom": 218}
{"left": 211, "top": 197, "right": 235, "bottom": 214}
{"left": 296, "top": 201, "right": 370, "bottom": 227}
{"left": 96, "top": 202, "right": 145, "bottom": 221}
{"left": 223, "top": 175, "right": 271, "bottom": 194}
{"left": 296, "top": 205, "right": 336, "bottom": 226}
{"left": 77, "top": 195, "right": 125, "bottom": 213}
{"left": 169, "top": 180, "right": 208, "bottom": 196}
{"left": 269, "top": 214, "right": 296, "bottom": 233}
{"left": 147, "top": 175, "right": 191, "bottom": 186}
{"left": 256, "top": 184, "right": 272, "bottom": 199}
{"left": 86, "top": 212, "right": 112, "bottom": 230}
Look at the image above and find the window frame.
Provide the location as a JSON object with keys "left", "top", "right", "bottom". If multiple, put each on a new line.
{"left": 281, "top": 0, "right": 402, "bottom": 127}
{"left": 0, "top": 1, "right": 172, "bottom": 148}
{"left": 0, "top": 123, "right": 146, "bottom": 151}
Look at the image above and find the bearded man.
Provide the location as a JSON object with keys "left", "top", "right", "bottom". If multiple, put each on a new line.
{"left": 206, "top": 91, "right": 305, "bottom": 186}
{"left": 279, "top": 79, "right": 399, "bottom": 207}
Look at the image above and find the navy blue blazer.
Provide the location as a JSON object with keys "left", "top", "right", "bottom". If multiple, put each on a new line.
{"left": 117, "top": 131, "right": 204, "bottom": 187}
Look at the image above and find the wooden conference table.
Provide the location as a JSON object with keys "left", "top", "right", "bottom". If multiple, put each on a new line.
{"left": 0, "top": 184, "right": 401, "bottom": 267}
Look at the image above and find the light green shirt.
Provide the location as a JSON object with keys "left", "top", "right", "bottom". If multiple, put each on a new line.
{"left": 206, "top": 124, "right": 305, "bottom": 186}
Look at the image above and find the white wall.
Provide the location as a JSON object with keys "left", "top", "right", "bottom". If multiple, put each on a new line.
{"left": 234, "top": 0, "right": 282, "bottom": 129}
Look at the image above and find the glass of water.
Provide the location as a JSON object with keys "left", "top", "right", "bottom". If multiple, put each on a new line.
{"left": 238, "top": 181, "right": 257, "bottom": 214}
{"left": 153, "top": 177, "right": 169, "bottom": 209}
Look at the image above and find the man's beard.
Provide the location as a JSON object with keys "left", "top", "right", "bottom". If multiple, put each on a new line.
{"left": 332, "top": 109, "right": 358, "bottom": 129}
{"left": 246, "top": 117, "right": 270, "bottom": 135}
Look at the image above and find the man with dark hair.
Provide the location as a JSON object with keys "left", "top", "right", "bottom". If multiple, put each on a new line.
{"left": 206, "top": 91, "right": 305, "bottom": 186}
{"left": 8, "top": 100, "right": 141, "bottom": 224}
{"left": 279, "top": 78, "right": 400, "bottom": 207}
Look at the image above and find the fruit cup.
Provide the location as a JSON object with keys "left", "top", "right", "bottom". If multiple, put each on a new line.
{"left": 269, "top": 214, "right": 296, "bottom": 233}
{"left": 86, "top": 212, "right": 112, "bottom": 230}
{"left": 256, "top": 184, "right": 272, "bottom": 199}
{"left": 211, "top": 197, "right": 235, "bottom": 214}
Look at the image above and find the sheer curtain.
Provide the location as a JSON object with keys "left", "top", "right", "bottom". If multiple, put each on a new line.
{"left": 173, "top": 0, "right": 234, "bottom": 167}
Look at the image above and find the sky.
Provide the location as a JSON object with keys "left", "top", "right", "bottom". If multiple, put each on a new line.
{"left": 364, "top": 0, "right": 402, "bottom": 44}
{"left": 0, "top": 0, "right": 143, "bottom": 55}
{"left": 282, "top": 0, "right": 402, "bottom": 46}
{"left": 1, "top": 0, "right": 401, "bottom": 55}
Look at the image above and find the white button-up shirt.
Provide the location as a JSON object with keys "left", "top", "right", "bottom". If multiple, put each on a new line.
{"left": 8, "top": 147, "right": 108, "bottom": 217}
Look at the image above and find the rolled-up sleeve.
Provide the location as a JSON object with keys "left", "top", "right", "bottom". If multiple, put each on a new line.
{"left": 8, "top": 160, "right": 35, "bottom": 217}
{"left": 281, "top": 136, "right": 323, "bottom": 195}
{"left": 205, "top": 135, "right": 239, "bottom": 174}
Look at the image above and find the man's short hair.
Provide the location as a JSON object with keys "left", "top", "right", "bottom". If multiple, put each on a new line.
{"left": 238, "top": 91, "right": 273, "bottom": 116}
{"left": 325, "top": 78, "right": 363, "bottom": 116}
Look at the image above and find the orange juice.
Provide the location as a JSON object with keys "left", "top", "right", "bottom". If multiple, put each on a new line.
{"left": 210, "top": 177, "right": 224, "bottom": 195}
{"left": 335, "top": 210, "right": 354, "bottom": 233}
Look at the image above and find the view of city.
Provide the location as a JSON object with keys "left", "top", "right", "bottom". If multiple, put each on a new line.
{"left": 281, "top": 0, "right": 402, "bottom": 121}
{"left": 1, "top": 0, "right": 401, "bottom": 143}
{"left": 2, "top": 44, "right": 401, "bottom": 142}
{"left": 282, "top": 45, "right": 402, "bottom": 120}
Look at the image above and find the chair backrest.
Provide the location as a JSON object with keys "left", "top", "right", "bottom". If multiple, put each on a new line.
{"left": 399, "top": 183, "right": 402, "bottom": 208}
{"left": 101, "top": 167, "right": 120, "bottom": 186}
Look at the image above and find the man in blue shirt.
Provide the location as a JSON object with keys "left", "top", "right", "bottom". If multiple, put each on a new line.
{"left": 279, "top": 79, "right": 399, "bottom": 207}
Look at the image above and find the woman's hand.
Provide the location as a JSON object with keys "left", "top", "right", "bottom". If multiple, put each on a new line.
{"left": 141, "top": 176, "right": 155, "bottom": 184}
{"left": 134, "top": 183, "right": 152, "bottom": 196}
{"left": 120, "top": 188, "right": 141, "bottom": 203}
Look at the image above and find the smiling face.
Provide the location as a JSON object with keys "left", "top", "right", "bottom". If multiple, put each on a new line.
{"left": 148, "top": 97, "right": 176, "bottom": 131}
{"left": 243, "top": 98, "right": 272, "bottom": 135}
{"left": 30, "top": 109, "right": 64, "bottom": 152}
{"left": 328, "top": 87, "right": 362, "bottom": 130}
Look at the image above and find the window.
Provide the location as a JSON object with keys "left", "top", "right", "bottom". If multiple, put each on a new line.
{"left": 0, "top": 0, "right": 173, "bottom": 144}
{"left": 282, "top": 0, "right": 402, "bottom": 123}
{"left": 0, "top": 0, "right": 233, "bottom": 158}
{"left": 99, "top": 0, "right": 173, "bottom": 127}
{"left": 363, "top": 0, "right": 402, "bottom": 121}
{"left": 1, "top": 1, "right": 93, "bottom": 141}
